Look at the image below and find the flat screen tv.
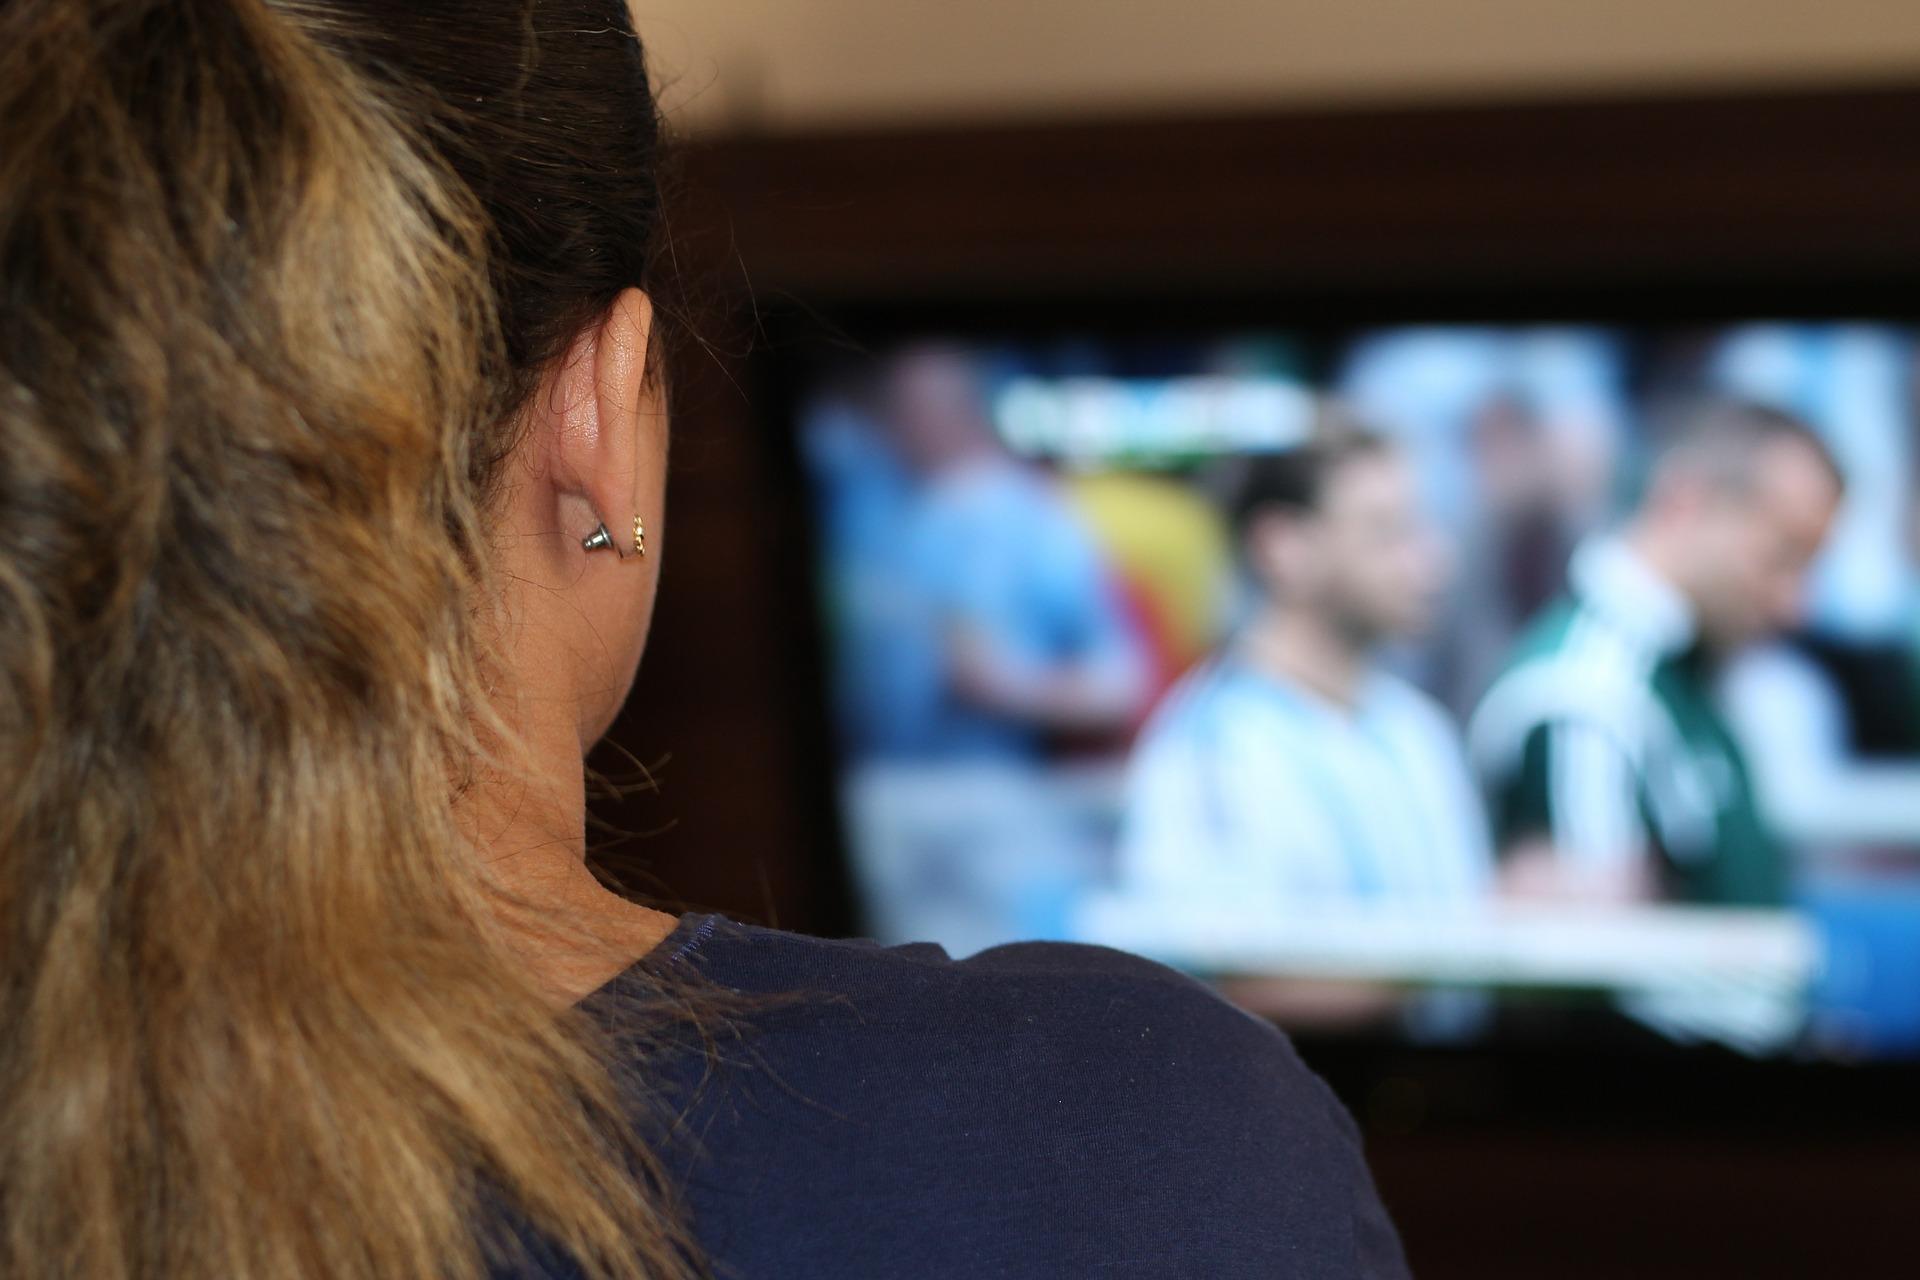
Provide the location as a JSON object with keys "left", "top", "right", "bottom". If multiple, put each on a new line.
{"left": 776, "top": 309, "right": 1920, "bottom": 1064}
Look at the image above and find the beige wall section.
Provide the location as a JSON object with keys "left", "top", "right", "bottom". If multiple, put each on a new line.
{"left": 634, "top": 0, "right": 1920, "bottom": 133}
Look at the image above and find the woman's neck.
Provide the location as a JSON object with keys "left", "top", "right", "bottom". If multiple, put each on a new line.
{"left": 456, "top": 700, "right": 678, "bottom": 1005}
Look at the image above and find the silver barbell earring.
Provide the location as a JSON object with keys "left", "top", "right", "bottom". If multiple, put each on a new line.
{"left": 581, "top": 515, "right": 646, "bottom": 559}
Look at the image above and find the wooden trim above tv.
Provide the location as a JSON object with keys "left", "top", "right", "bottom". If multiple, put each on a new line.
{"left": 674, "top": 84, "right": 1920, "bottom": 301}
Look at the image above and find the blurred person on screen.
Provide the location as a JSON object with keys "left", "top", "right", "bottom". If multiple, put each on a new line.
{"left": 879, "top": 343, "right": 1149, "bottom": 759}
{"left": 1337, "top": 326, "right": 1630, "bottom": 716}
{"left": 1470, "top": 400, "right": 1844, "bottom": 906}
{"left": 1114, "top": 420, "right": 1493, "bottom": 917}
{"left": 1705, "top": 326, "right": 1920, "bottom": 852}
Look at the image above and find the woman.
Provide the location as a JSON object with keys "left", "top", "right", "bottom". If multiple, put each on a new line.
{"left": 0, "top": 2, "right": 1409, "bottom": 1277}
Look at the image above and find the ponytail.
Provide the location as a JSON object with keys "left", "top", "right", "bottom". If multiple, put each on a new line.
{"left": 0, "top": 3, "right": 694, "bottom": 1276}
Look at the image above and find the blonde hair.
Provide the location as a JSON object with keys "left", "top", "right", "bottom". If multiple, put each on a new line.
{"left": 0, "top": 2, "right": 695, "bottom": 1276}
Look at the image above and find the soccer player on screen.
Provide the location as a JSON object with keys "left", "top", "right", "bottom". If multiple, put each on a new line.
{"left": 1115, "top": 421, "right": 1493, "bottom": 915}
{"left": 880, "top": 344, "right": 1149, "bottom": 759}
{"left": 1469, "top": 400, "right": 1844, "bottom": 906}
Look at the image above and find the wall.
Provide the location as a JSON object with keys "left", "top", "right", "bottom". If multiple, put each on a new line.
{"left": 637, "top": 0, "right": 1920, "bottom": 134}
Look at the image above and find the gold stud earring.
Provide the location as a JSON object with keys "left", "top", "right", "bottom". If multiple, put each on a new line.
{"left": 633, "top": 514, "right": 646, "bottom": 558}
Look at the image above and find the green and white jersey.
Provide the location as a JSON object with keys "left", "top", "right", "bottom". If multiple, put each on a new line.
{"left": 1468, "top": 538, "right": 1784, "bottom": 906}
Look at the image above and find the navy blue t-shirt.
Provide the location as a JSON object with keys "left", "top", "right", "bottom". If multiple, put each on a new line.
{"left": 514, "top": 913, "right": 1410, "bottom": 1279}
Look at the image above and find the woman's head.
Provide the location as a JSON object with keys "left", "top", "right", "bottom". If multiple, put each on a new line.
{"left": 2, "top": 2, "right": 685, "bottom": 1277}
{"left": 307, "top": 0, "right": 682, "bottom": 736}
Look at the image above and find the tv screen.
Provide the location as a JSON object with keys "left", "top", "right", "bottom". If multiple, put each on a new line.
{"left": 792, "top": 320, "right": 1920, "bottom": 1060}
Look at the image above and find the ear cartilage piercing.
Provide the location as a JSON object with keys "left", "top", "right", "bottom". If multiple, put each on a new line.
{"left": 581, "top": 522, "right": 617, "bottom": 554}
{"left": 633, "top": 514, "right": 646, "bottom": 559}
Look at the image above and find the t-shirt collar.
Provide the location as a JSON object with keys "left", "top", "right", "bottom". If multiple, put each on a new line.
{"left": 1568, "top": 534, "right": 1698, "bottom": 656}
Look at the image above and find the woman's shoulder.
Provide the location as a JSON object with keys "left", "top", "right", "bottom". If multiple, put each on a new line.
{"left": 675, "top": 910, "right": 1238, "bottom": 997}
{"left": 664, "top": 914, "right": 1322, "bottom": 1081}
{"left": 628, "top": 916, "right": 1409, "bottom": 1279}
{"left": 654, "top": 913, "right": 1337, "bottom": 1110}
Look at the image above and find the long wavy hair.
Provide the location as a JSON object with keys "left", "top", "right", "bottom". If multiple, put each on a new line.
{"left": 0, "top": 2, "right": 697, "bottom": 1276}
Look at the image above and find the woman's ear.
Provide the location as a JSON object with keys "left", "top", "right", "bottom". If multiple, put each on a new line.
{"left": 547, "top": 289, "right": 656, "bottom": 549}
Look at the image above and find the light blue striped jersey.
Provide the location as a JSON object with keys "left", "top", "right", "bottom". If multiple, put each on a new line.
{"left": 1115, "top": 653, "right": 1493, "bottom": 912}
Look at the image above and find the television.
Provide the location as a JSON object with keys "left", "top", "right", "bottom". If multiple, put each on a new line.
{"left": 778, "top": 311, "right": 1920, "bottom": 1063}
